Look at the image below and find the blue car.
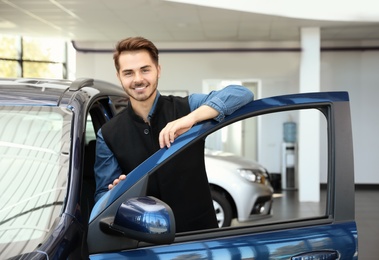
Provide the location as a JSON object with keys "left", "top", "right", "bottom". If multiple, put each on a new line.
{"left": 0, "top": 78, "right": 357, "bottom": 259}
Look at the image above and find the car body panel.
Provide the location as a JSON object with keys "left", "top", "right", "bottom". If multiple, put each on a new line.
{"left": 0, "top": 79, "right": 69, "bottom": 105}
{"left": 90, "top": 222, "right": 357, "bottom": 259}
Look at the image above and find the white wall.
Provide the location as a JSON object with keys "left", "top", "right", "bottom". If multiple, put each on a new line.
{"left": 320, "top": 49, "right": 379, "bottom": 183}
{"left": 75, "top": 41, "right": 300, "bottom": 95}
{"left": 75, "top": 42, "right": 118, "bottom": 85}
{"left": 75, "top": 40, "right": 379, "bottom": 184}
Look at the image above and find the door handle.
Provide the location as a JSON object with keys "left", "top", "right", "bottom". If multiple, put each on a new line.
{"left": 291, "top": 250, "right": 339, "bottom": 260}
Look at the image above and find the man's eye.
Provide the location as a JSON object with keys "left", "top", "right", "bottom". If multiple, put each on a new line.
{"left": 124, "top": 72, "right": 132, "bottom": 76}
{"left": 142, "top": 69, "right": 150, "bottom": 73}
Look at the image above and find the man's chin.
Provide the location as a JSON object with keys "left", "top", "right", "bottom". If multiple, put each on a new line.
{"left": 128, "top": 87, "right": 157, "bottom": 102}
{"left": 131, "top": 93, "right": 153, "bottom": 102}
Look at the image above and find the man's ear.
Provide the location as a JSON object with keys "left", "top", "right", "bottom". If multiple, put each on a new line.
{"left": 157, "top": 64, "right": 161, "bottom": 78}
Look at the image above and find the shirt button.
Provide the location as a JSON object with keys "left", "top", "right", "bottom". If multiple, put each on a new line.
{"left": 144, "top": 129, "right": 149, "bottom": 135}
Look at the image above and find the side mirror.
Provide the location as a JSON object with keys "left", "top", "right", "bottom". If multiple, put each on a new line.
{"left": 110, "top": 196, "right": 176, "bottom": 244}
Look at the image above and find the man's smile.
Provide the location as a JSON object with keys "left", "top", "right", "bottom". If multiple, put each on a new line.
{"left": 132, "top": 85, "right": 148, "bottom": 91}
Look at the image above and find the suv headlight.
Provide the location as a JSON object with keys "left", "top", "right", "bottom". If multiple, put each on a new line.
{"left": 237, "top": 168, "right": 266, "bottom": 184}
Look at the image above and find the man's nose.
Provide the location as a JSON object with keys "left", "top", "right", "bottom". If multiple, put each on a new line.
{"left": 134, "top": 71, "right": 143, "bottom": 82}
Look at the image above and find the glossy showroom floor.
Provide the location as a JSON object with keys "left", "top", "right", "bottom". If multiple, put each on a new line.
{"left": 233, "top": 186, "right": 379, "bottom": 259}
{"left": 275, "top": 187, "right": 379, "bottom": 259}
{"left": 354, "top": 187, "right": 379, "bottom": 259}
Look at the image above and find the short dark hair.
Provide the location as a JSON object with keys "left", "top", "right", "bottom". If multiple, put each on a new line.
{"left": 113, "top": 37, "right": 159, "bottom": 72}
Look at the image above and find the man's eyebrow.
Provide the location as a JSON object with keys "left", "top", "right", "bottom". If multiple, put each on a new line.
{"left": 122, "top": 65, "right": 151, "bottom": 72}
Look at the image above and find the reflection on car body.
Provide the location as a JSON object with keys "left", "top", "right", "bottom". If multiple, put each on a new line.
{"left": 0, "top": 78, "right": 357, "bottom": 259}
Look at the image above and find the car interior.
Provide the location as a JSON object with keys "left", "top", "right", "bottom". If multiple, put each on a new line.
{"left": 82, "top": 99, "right": 116, "bottom": 225}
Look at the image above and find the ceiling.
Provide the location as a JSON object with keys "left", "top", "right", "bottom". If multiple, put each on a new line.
{"left": 1, "top": 0, "right": 379, "bottom": 43}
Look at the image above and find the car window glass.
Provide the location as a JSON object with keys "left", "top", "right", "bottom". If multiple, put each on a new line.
{"left": 138, "top": 107, "right": 328, "bottom": 234}
{"left": 86, "top": 114, "right": 97, "bottom": 142}
{"left": 0, "top": 106, "right": 71, "bottom": 257}
{"left": 205, "top": 108, "right": 327, "bottom": 228}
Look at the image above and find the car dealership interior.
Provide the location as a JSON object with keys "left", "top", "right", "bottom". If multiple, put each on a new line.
{"left": 0, "top": 0, "right": 378, "bottom": 258}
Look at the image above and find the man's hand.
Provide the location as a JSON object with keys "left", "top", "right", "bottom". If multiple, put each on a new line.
{"left": 159, "top": 105, "right": 219, "bottom": 148}
{"left": 159, "top": 115, "right": 194, "bottom": 148}
{"left": 108, "top": 174, "right": 126, "bottom": 190}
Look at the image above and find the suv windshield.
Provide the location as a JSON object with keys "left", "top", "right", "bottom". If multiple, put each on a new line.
{"left": 0, "top": 106, "right": 71, "bottom": 257}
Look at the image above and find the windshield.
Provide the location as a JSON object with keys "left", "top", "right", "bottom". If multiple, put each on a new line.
{"left": 0, "top": 106, "right": 72, "bottom": 258}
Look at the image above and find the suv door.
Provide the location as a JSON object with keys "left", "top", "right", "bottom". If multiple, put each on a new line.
{"left": 87, "top": 91, "right": 357, "bottom": 259}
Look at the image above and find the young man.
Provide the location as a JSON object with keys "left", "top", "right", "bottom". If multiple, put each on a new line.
{"left": 94, "top": 36, "right": 254, "bottom": 232}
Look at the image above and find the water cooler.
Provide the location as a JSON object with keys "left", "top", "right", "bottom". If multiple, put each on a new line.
{"left": 281, "top": 122, "right": 297, "bottom": 190}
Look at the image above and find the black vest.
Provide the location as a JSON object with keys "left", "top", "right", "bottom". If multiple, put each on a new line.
{"left": 102, "top": 95, "right": 217, "bottom": 232}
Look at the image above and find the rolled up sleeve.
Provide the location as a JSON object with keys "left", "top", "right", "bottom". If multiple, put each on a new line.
{"left": 188, "top": 85, "right": 254, "bottom": 122}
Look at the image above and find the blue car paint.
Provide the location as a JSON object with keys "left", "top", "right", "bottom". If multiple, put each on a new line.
{"left": 90, "top": 222, "right": 357, "bottom": 259}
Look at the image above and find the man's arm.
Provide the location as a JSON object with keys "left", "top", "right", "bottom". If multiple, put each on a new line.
{"left": 94, "top": 129, "right": 123, "bottom": 202}
{"left": 189, "top": 84, "right": 254, "bottom": 121}
{"left": 159, "top": 105, "right": 218, "bottom": 148}
{"left": 159, "top": 85, "right": 253, "bottom": 148}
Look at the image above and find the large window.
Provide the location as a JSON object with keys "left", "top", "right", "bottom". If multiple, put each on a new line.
{"left": 0, "top": 35, "right": 68, "bottom": 79}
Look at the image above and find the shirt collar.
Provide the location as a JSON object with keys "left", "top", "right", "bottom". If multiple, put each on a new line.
{"left": 148, "top": 91, "right": 160, "bottom": 122}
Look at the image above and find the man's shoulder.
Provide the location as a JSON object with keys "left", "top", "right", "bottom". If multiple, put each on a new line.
{"left": 102, "top": 108, "right": 128, "bottom": 129}
{"left": 159, "top": 95, "right": 189, "bottom": 107}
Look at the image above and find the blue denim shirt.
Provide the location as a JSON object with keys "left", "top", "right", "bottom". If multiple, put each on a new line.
{"left": 94, "top": 85, "right": 254, "bottom": 201}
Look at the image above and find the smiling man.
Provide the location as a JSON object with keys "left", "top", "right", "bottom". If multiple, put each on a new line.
{"left": 94, "top": 36, "right": 254, "bottom": 232}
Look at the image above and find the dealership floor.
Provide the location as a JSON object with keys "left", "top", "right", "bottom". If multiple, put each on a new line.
{"left": 274, "top": 187, "right": 379, "bottom": 259}
{"left": 354, "top": 187, "right": 379, "bottom": 260}
{"left": 233, "top": 186, "right": 379, "bottom": 259}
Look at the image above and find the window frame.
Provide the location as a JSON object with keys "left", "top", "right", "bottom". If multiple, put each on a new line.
{"left": 0, "top": 35, "right": 68, "bottom": 79}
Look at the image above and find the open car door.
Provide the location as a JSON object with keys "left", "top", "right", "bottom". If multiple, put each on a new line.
{"left": 88, "top": 91, "right": 357, "bottom": 259}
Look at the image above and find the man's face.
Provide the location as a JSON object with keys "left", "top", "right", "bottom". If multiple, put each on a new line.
{"left": 117, "top": 50, "right": 161, "bottom": 103}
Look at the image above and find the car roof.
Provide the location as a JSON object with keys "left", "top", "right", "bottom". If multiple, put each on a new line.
{"left": 0, "top": 78, "right": 71, "bottom": 106}
{"left": 0, "top": 78, "right": 125, "bottom": 106}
